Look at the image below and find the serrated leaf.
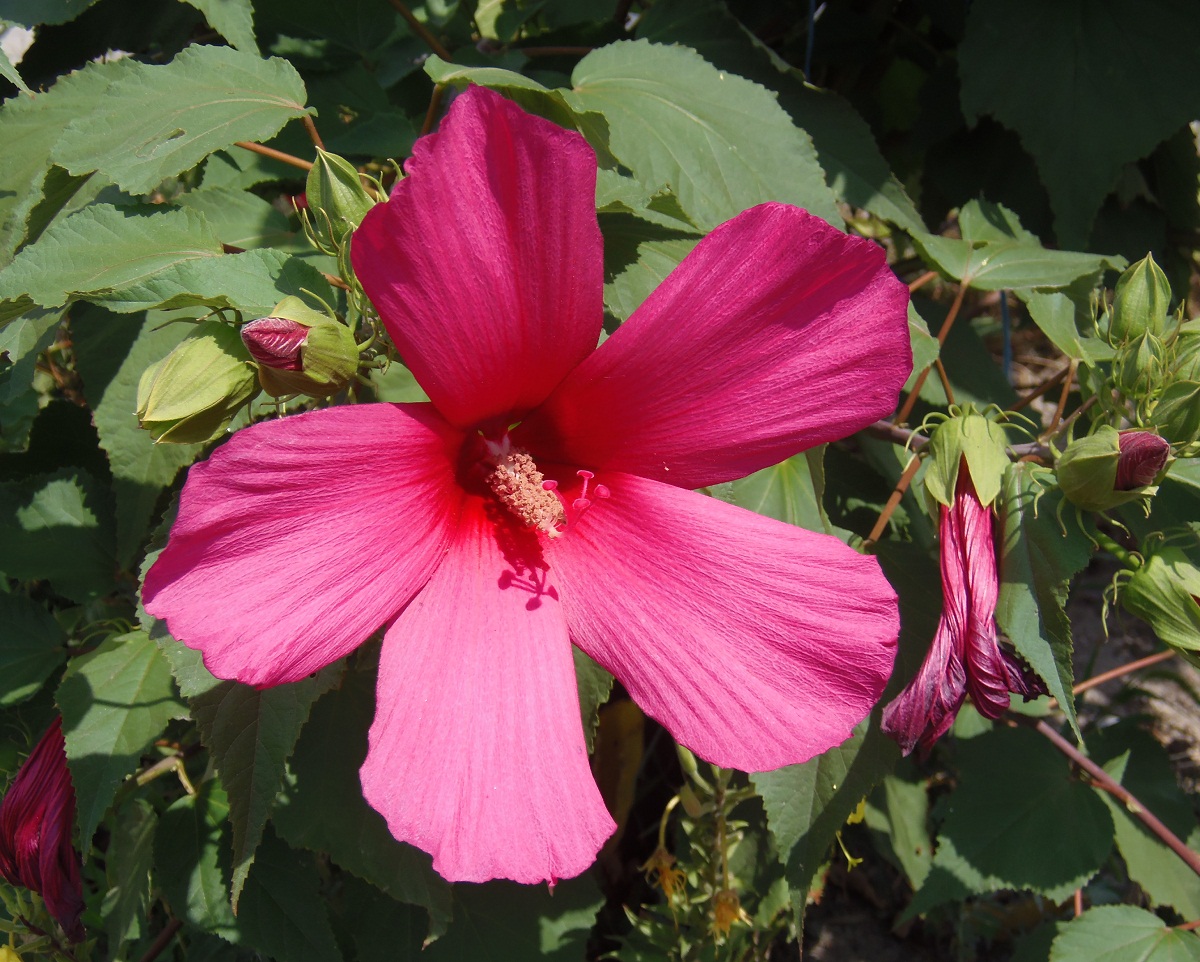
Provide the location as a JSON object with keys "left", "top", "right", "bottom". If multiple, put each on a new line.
{"left": 0, "top": 468, "right": 117, "bottom": 601}
{"left": 1050, "top": 905, "right": 1200, "bottom": 962}
{"left": 913, "top": 234, "right": 1123, "bottom": 293}
{"left": 959, "top": 0, "right": 1200, "bottom": 247}
{"left": 72, "top": 308, "right": 203, "bottom": 569}
{"left": 0, "top": 591, "right": 67, "bottom": 706}
{"left": 863, "top": 769, "right": 932, "bottom": 890}
{"left": 752, "top": 719, "right": 898, "bottom": 909}
{"left": 273, "top": 661, "right": 452, "bottom": 940}
{"left": 421, "top": 876, "right": 603, "bottom": 962}
{"left": 181, "top": 0, "right": 259, "bottom": 53}
{"left": 0, "top": 44, "right": 30, "bottom": 94}
{"left": 566, "top": 40, "right": 841, "bottom": 230}
{"left": 52, "top": 45, "right": 309, "bottom": 194}
{"left": 102, "top": 798, "right": 157, "bottom": 948}
{"left": 0, "top": 58, "right": 135, "bottom": 258}
{"left": 339, "top": 876, "right": 428, "bottom": 961}
{"left": 573, "top": 647, "right": 613, "bottom": 754}
{"left": 600, "top": 213, "right": 698, "bottom": 324}
{"left": 995, "top": 462, "right": 1092, "bottom": 735}
{"left": 724, "top": 448, "right": 828, "bottom": 534}
{"left": 236, "top": 828, "right": 343, "bottom": 962}
{"left": 155, "top": 781, "right": 239, "bottom": 940}
{"left": 0, "top": 204, "right": 224, "bottom": 310}
{"left": 174, "top": 187, "right": 296, "bottom": 250}
{"left": 190, "top": 664, "right": 343, "bottom": 908}
{"left": 0, "top": 306, "right": 60, "bottom": 366}
{"left": 57, "top": 630, "right": 186, "bottom": 845}
{"left": 1023, "top": 290, "right": 1114, "bottom": 365}
{"left": 1, "top": 0, "right": 102, "bottom": 25}
{"left": 914, "top": 727, "right": 1112, "bottom": 907}
{"left": 636, "top": 0, "right": 925, "bottom": 233}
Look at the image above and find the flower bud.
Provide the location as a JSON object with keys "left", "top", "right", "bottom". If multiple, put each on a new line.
{"left": 305, "top": 148, "right": 378, "bottom": 250}
{"left": 1109, "top": 253, "right": 1171, "bottom": 344}
{"left": 240, "top": 297, "right": 359, "bottom": 399}
{"left": 136, "top": 321, "right": 258, "bottom": 444}
{"left": 1112, "top": 332, "right": 1168, "bottom": 401}
{"left": 1149, "top": 380, "right": 1200, "bottom": 445}
{"left": 1121, "top": 548, "right": 1200, "bottom": 666}
{"left": 1115, "top": 431, "right": 1171, "bottom": 489}
{"left": 0, "top": 946, "right": 24, "bottom": 962}
{"left": 1056, "top": 426, "right": 1169, "bottom": 512}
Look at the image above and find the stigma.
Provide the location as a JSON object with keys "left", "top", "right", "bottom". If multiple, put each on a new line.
{"left": 482, "top": 437, "right": 608, "bottom": 538}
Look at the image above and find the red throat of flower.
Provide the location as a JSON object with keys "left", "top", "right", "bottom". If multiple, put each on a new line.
{"left": 481, "top": 435, "right": 608, "bottom": 538}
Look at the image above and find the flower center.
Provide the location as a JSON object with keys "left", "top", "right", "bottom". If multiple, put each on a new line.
{"left": 482, "top": 437, "right": 608, "bottom": 538}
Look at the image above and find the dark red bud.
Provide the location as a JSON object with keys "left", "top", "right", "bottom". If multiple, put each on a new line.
{"left": 1115, "top": 431, "right": 1170, "bottom": 489}
{"left": 241, "top": 317, "right": 309, "bottom": 371}
{"left": 0, "top": 717, "right": 85, "bottom": 941}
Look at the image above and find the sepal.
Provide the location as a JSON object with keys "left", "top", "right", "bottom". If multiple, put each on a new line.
{"left": 922, "top": 410, "right": 1010, "bottom": 508}
{"left": 240, "top": 296, "right": 360, "bottom": 398}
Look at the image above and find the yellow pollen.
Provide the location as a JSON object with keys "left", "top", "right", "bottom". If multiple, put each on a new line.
{"left": 485, "top": 447, "right": 565, "bottom": 534}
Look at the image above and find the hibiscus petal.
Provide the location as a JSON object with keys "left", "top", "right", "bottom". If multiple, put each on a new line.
{"left": 351, "top": 85, "right": 604, "bottom": 431}
{"left": 521, "top": 203, "right": 912, "bottom": 489}
{"left": 880, "top": 619, "right": 967, "bottom": 757}
{"left": 143, "top": 404, "right": 463, "bottom": 686}
{"left": 548, "top": 474, "right": 899, "bottom": 770}
{"left": 361, "top": 499, "right": 615, "bottom": 883}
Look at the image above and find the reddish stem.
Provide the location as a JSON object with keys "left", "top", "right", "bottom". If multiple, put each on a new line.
{"left": 233, "top": 141, "right": 313, "bottom": 172}
{"left": 385, "top": 0, "right": 453, "bottom": 61}
{"left": 895, "top": 282, "right": 968, "bottom": 425}
{"left": 1072, "top": 649, "right": 1176, "bottom": 696}
{"left": 302, "top": 115, "right": 325, "bottom": 150}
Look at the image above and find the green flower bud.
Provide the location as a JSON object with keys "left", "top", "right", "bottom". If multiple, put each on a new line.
{"left": 922, "top": 410, "right": 1010, "bottom": 508}
{"left": 305, "top": 148, "right": 378, "bottom": 250}
{"left": 136, "top": 321, "right": 258, "bottom": 444}
{"left": 1109, "top": 253, "right": 1170, "bottom": 343}
{"left": 1056, "top": 426, "right": 1169, "bottom": 512}
{"left": 240, "top": 296, "right": 360, "bottom": 398}
{"left": 1111, "top": 332, "right": 1168, "bottom": 401}
{"left": 1121, "top": 548, "right": 1200, "bottom": 665}
{"left": 1148, "top": 379, "right": 1200, "bottom": 444}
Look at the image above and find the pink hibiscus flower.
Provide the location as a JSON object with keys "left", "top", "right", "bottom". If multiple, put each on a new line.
{"left": 144, "top": 85, "right": 912, "bottom": 884}
{"left": 881, "top": 467, "right": 1044, "bottom": 755}
{"left": 0, "top": 716, "right": 85, "bottom": 942}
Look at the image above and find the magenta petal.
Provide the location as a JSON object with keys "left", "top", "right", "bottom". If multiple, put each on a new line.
{"left": 361, "top": 501, "right": 615, "bottom": 883}
{"left": 880, "top": 620, "right": 967, "bottom": 757}
{"left": 143, "top": 404, "right": 463, "bottom": 686}
{"left": 548, "top": 474, "right": 899, "bottom": 770}
{"left": 521, "top": 204, "right": 912, "bottom": 489}
{"left": 351, "top": 86, "right": 604, "bottom": 430}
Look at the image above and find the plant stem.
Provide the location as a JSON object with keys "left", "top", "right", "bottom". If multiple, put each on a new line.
{"left": 515, "top": 46, "right": 594, "bottom": 56}
{"left": 865, "top": 453, "right": 922, "bottom": 546}
{"left": 1034, "top": 719, "right": 1200, "bottom": 880}
{"left": 233, "top": 141, "right": 313, "bottom": 171}
{"left": 894, "top": 281, "right": 968, "bottom": 425}
{"left": 136, "top": 919, "right": 183, "bottom": 962}
{"left": 908, "top": 270, "right": 939, "bottom": 293}
{"left": 421, "top": 83, "right": 447, "bottom": 136}
{"left": 385, "top": 0, "right": 453, "bottom": 60}
{"left": 301, "top": 115, "right": 325, "bottom": 150}
{"left": 1008, "top": 364, "right": 1069, "bottom": 414}
{"left": 1072, "top": 649, "right": 1176, "bottom": 695}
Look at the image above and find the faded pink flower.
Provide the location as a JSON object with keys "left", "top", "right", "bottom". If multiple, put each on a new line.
{"left": 882, "top": 468, "right": 1043, "bottom": 755}
{"left": 0, "top": 717, "right": 85, "bottom": 942}
{"left": 1115, "top": 430, "right": 1170, "bottom": 489}
{"left": 144, "top": 86, "right": 912, "bottom": 884}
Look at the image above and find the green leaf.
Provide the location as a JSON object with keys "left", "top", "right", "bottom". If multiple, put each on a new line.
{"left": 600, "top": 214, "right": 697, "bottom": 323}
{"left": 0, "top": 58, "right": 134, "bottom": 259}
{"left": 57, "top": 630, "right": 187, "bottom": 845}
{"left": 0, "top": 468, "right": 117, "bottom": 602}
{"left": 0, "top": 204, "right": 224, "bottom": 310}
{"left": 1049, "top": 905, "right": 1200, "bottom": 962}
{"left": 722, "top": 448, "right": 827, "bottom": 534}
{"left": 155, "top": 781, "right": 239, "bottom": 941}
{"left": 102, "top": 798, "right": 157, "bottom": 948}
{"left": 913, "top": 727, "right": 1113, "bottom": 908}
{"left": 1023, "top": 290, "right": 1114, "bottom": 365}
{"left": 52, "top": 45, "right": 309, "bottom": 194}
{"left": 421, "top": 875, "right": 604, "bottom": 962}
{"left": 0, "top": 44, "right": 30, "bottom": 94}
{"left": 864, "top": 769, "right": 932, "bottom": 890}
{"left": 338, "top": 876, "right": 428, "bottom": 960}
{"left": 636, "top": 0, "right": 924, "bottom": 233}
{"left": 0, "top": 591, "right": 67, "bottom": 706}
{"left": 573, "top": 647, "right": 613, "bottom": 754}
{"left": 190, "top": 664, "right": 343, "bottom": 909}
{"left": 1, "top": 0, "right": 102, "bottom": 25}
{"left": 752, "top": 719, "right": 899, "bottom": 910}
{"left": 0, "top": 307, "right": 60, "bottom": 367}
{"left": 959, "top": 0, "right": 1200, "bottom": 247}
{"left": 995, "top": 462, "right": 1092, "bottom": 735}
{"left": 181, "top": 0, "right": 259, "bottom": 53}
{"left": 236, "top": 828, "right": 344, "bottom": 962}
{"left": 174, "top": 187, "right": 296, "bottom": 250}
{"left": 72, "top": 308, "right": 203, "bottom": 569}
{"left": 565, "top": 40, "right": 842, "bottom": 230}
{"left": 273, "top": 661, "right": 453, "bottom": 940}
{"left": 913, "top": 231, "right": 1123, "bottom": 293}
{"left": 1090, "top": 723, "right": 1200, "bottom": 919}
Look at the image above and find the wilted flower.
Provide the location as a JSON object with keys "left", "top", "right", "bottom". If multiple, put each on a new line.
{"left": 642, "top": 846, "right": 686, "bottom": 901}
{"left": 0, "top": 717, "right": 84, "bottom": 942}
{"left": 882, "top": 466, "right": 1044, "bottom": 755}
{"left": 711, "top": 888, "right": 748, "bottom": 938}
{"left": 144, "top": 85, "right": 912, "bottom": 883}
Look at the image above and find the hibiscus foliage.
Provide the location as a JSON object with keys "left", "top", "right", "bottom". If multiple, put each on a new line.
{"left": 2, "top": 2, "right": 1200, "bottom": 961}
